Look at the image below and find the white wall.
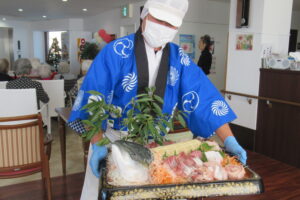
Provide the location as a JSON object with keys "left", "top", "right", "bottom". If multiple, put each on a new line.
{"left": 83, "top": 0, "right": 231, "bottom": 90}
{"left": 33, "top": 31, "right": 45, "bottom": 63}
{"left": 225, "top": 0, "right": 293, "bottom": 130}
{"left": 261, "top": 0, "right": 293, "bottom": 55}
{"left": 84, "top": 1, "right": 145, "bottom": 35}
{"left": 0, "top": 18, "right": 33, "bottom": 60}
{"left": 262, "top": 0, "right": 293, "bottom": 36}
{"left": 185, "top": 0, "right": 230, "bottom": 25}
{"left": 31, "top": 19, "right": 70, "bottom": 31}
{"left": 291, "top": 11, "right": 300, "bottom": 49}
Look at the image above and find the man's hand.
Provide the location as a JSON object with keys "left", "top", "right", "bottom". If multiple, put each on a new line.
{"left": 224, "top": 136, "right": 247, "bottom": 165}
{"left": 90, "top": 144, "right": 108, "bottom": 178}
{"left": 215, "top": 124, "right": 247, "bottom": 164}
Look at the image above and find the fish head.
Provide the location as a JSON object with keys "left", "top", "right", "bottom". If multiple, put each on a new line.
{"left": 113, "top": 140, "right": 153, "bottom": 165}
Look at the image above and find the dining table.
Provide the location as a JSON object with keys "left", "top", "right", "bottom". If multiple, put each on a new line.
{"left": 205, "top": 150, "right": 300, "bottom": 199}
{"left": 55, "top": 107, "right": 89, "bottom": 176}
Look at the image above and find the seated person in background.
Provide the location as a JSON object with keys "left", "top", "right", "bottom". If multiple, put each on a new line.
{"left": 68, "top": 59, "right": 92, "bottom": 102}
{"left": 29, "top": 58, "right": 42, "bottom": 76}
{"left": 38, "top": 64, "right": 56, "bottom": 80}
{"left": 54, "top": 61, "right": 76, "bottom": 80}
{"left": 77, "top": 60, "right": 92, "bottom": 88}
{"left": 0, "top": 58, "right": 13, "bottom": 81}
{"left": 6, "top": 58, "right": 49, "bottom": 108}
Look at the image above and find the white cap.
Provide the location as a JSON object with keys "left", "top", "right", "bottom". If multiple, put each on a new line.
{"left": 142, "top": 0, "right": 189, "bottom": 27}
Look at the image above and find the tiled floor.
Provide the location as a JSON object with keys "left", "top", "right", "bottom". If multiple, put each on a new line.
{"left": 0, "top": 118, "right": 85, "bottom": 187}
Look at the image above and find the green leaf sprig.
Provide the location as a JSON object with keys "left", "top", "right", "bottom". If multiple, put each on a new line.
{"left": 197, "top": 142, "right": 226, "bottom": 162}
{"left": 122, "top": 87, "right": 187, "bottom": 146}
{"left": 198, "top": 142, "right": 214, "bottom": 152}
{"left": 81, "top": 90, "right": 121, "bottom": 145}
{"left": 197, "top": 142, "right": 214, "bottom": 162}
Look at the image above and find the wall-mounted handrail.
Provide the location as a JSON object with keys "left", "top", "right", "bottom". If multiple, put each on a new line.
{"left": 221, "top": 90, "right": 300, "bottom": 108}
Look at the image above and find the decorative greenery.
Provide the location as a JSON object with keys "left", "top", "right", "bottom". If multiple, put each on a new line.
{"left": 197, "top": 142, "right": 226, "bottom": 162}
{"left": 81, "top": 91, "right": 121, "bottom": 144}
{"left": 80, "top": 42, "right": 100, "bottom": 60}
{"left": 122, "top": 87, "right": 187, "bottom": 146}
{"left": 81, "top": 87, "right": 187, "bottom": 146}
{"left": 197, "top": 142, "right": 214, "bottom": 152}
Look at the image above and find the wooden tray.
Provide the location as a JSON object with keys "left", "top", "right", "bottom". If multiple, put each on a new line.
{"left": 99, "top": 163, "right": 264, "bottom": 200}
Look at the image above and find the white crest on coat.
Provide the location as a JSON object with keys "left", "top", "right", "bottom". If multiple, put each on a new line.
{"left": 182, "top": 91, "right": 199, "bottom": 112}
{"left": 88, "top": 94, "right": 102, "bottom": 103}
{"left": 167, "top": 66, "right": 179, "bottom": 86}
{"left": 106, "top": 90, "right": 114, "bottom": 104}
{"left": 87, "top": 95, "right": 105, "bottom": 115}
{"left": 211, "top": 100, "right": 229, "bottom": 116}
{"left": 122, "top": 73, "right": 137, "bottom": 92}
{"left": 113, "top": 38, "right": 133, "bottom": 58}
{"left": 72, "top": 90, "right": 84, "bottom": 111}
{"left": 179, "top": 48, "right": 190, "bottom": 66}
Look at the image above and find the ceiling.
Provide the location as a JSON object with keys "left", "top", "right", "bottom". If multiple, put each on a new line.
{"left": 0, "top": 0, "right": 144, "bottom": 21}
{"left": 0, "top": 0, "right": 299, "bottom": 21}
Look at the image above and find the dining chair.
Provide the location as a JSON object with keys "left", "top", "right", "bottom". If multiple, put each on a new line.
{"left": 0, "top": 113, "right": 52, "bottom": 200}
{"left": 37, "top": 79, "right": 65, "bottom": 134}
{"left": 0, "top": 88, "right": 52, "bottom": 158}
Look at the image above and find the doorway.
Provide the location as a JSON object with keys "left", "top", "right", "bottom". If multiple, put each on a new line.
{"left": 289, "top": 29, "right": 298, "bottom": 52}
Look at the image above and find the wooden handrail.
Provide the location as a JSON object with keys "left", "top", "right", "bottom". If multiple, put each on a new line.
{"left": 221, "top": 90, "right": 300, "bottom": 107}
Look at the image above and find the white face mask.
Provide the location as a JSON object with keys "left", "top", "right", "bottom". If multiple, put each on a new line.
{"left": 142, "top": 19, "right": 178, "bottom": 48}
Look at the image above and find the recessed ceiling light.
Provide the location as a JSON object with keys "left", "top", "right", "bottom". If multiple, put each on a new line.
{"left": 2, "top": 18, "right": 6, "bottom": 21}
{"left": 62, "top": 0, "right": 68, "bottom": 2}
{"left": 82, "top": 8, "right": 88, "bottom": 12}
{"left": 42, "top": 15, "right": 47, "bottom": 18}
{"left": 18, "top": 8, "right": 23, "bottom": 12}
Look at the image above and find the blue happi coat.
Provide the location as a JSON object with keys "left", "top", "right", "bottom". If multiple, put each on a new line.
{"left": 68, "top": 33, "right": 236, "bottom": 138}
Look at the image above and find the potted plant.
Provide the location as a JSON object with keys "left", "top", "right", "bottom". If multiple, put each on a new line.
{"left": 81, "top": 87, "right": 187, "bottom": 146}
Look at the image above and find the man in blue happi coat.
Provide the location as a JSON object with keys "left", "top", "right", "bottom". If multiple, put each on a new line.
{"left": 68, "top": 0, "right": 247, "bottom": 199}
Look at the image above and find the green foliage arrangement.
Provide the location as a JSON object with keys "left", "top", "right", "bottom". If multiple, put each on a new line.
{"left": 122, "top": 87, "right": 187, "bottom": 145}
{"left": 81, "top": 42, "right": 100, "bottom": 60}
{"left": 81, "top": 87, "right": 187, "bottom": 146}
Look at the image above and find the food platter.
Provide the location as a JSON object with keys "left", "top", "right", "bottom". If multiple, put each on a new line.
{"left": 98, "top": 139, "right": 264, "bottom": 200}
{"left": 99, "top": 161, "right": 264, "bottom": 200}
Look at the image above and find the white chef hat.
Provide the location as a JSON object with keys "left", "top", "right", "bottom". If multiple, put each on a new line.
{"left": 140, "top": 0, "right": 189, "bottom": 27}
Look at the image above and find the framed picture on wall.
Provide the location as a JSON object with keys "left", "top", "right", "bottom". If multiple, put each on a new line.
{"left": 236, "top": 34, "right": 253, "bottom": 50}
{"left": 179, "top": 34, "right": 195, "bottom": 59}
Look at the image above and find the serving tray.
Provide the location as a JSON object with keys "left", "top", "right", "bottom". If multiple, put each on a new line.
{"left": 99, "top": 164, "right": 264, "bottom": 200}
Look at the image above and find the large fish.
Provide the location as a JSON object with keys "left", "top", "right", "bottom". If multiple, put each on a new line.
{"left": 113, "top": 140, "right": 153, "bottom": 165}
{"left": 111, "top": 140, "right": 153, "bottom": 183}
